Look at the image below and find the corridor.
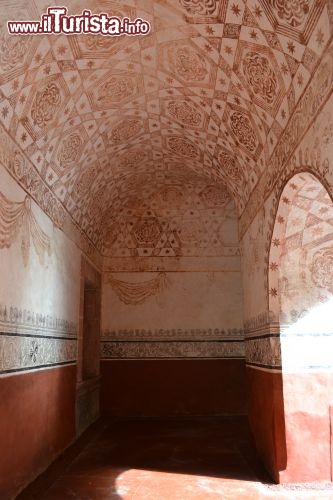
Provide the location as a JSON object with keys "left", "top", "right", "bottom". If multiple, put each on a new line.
{"left": 1, "top": 0, "right": 333, "bottom": 497}
{"left": 18, "top": 418, "right": 333, "bottom": 500}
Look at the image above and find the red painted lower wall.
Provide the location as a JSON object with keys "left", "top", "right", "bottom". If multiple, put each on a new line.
{"left": 246, "top": 366, "right": 286, "bottom": 482}
{"left": 247, "top": 366, "right": 333, "bottom": 483}
{"left": 279, "top": 371, "right": 333, "bottom": 483}
{"left": 0, "top": 365, "right": 77, "bottom": 500}
{"left": 100, "top": 359, "right": 247, "bottom": 417}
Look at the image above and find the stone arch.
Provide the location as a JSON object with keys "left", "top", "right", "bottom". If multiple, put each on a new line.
{"left": 267, "top": 171, "right": 333, "bottom": 482}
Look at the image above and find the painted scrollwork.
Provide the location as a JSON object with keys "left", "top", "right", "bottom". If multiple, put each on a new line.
{"left": 168, "top": 136, "right": 199, "bottom": 158}
{"left": 230, "top": 112, "right": 257, "bottom": 152}
{"left": 31, "top": 82, "right": 61, "bottom": 128}
{"left": 110, "top": 119, "right": 143, "bottom": 143}
{"left": 97, "top": 75, "right": 135, "bottom": 105}
{"left": 310, "top": 247, "right": 333, "bottom": 290}
{"left": 58, "top": 133, "right": 82, "bottom": 165}
{"left": 0, "top": 33, "right": 30, "bottom": 71}
{"left": 242, "top": 52, "right": 277, "bottom": 104}
{"left": 0, "top": 192, "right": 51, "bottom": 266}
{"left": 218, "top": 151, "right": 244, "bottom": 182}
{"left": 104, "top": 272, "right": 168, "bottom": 305}
{"left": 271, "top": 0, "right": 309, "bottom": 27}
{"left": 168, "top": 45, "right": 207, "bottom": 82}
{"left": 167, "top": 100, "right": 202, "bottom": 127}
{"left": 178, "top": 0, "right": 217, "bottom": 15}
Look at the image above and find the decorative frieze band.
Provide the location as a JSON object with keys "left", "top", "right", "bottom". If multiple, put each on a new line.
{"left": 244, "top": 311, "right": 279, "bottom": 337}
{"left": 100, "top": 340, "right": 245, "bottom": 359}
{"left": 245, "top": 336, "right": 282, "bottom": 369}
{"left": 0, "top": 333, "right": 77, "bottom": 374}
{"left": 101, "top": 327, "right": 244, "bottom": 342}
{"left": 0, "top": 304, "right": 77, "bottom": 338}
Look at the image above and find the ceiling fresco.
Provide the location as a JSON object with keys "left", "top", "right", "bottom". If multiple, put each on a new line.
{"left": 0, "top": 0, "right": 331, "bottom": 252}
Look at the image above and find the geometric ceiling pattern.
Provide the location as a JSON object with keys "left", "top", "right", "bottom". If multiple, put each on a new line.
{"left": 0, "top": 0, "right": 331, "bottom": 252}
{"left": 100, "top": 169, "right": 239, "bottom": 257}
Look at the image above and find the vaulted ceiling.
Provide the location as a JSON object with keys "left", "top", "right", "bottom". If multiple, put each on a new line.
{"left": 0, "top": 0, "right": 331, "bottom": 253}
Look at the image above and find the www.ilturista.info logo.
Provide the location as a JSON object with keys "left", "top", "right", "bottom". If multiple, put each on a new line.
{"left": 7, "top": 7, "right": 151, "bottom": 36}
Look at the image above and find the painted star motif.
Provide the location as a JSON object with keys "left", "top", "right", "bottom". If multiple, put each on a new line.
{"left": 206, "top": 26, "right": 214, "bottom": 35}
{"left": 296, "top": 73, "right": 304, "bottom": 86}
{"left": 281, "top": 62, "right": 289, "bottom": 75}
{"left": 310, "top": 225, "right": 323, "bottom": 238}
{"left": 316, "top": 28, "right": 324, "bottom": 47}
{"left": 12, "top": 79, "right": 19, "bottom": 91}
{"left": 43, "top": 65, "right": 51, "bottom": 75}
{"left": 57, "top": 45, "right": 67, "bottom": 55}
{"left": 287, "top": 41, "right": 295, "bottom": 54}
{"left": 253, "top": 5, "right": 262, "bottom": 17}
{"left": 270, "top": 262, "right": 278, "bottom": 271}
{"left": 1, "top": 106, "right": 9, "bottom": 119}
{"left": 250, "top": 30, "right": 258, "bottom": 40}
{"left": 231, "top": 3, "right": 241, "bottom": 16}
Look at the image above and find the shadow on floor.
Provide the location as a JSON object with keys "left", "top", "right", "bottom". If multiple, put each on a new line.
{"left": 17, "top": 416, "right": 278, "bottom": 500}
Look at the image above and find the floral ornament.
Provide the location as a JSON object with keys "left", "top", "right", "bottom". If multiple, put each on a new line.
{"left": 31, "top": 82, "right": 61, "bottom": 128}
{"left": 168, "top": 45, "right": 207, "bottom": 82}
{"left": 168, "top": 136, "right": 199, "bottom": 158}
{"left": 218, "top": 150, "right": 244, "bottom": 182}
{"left": 167, "top": 100, "right": 202, "bottom": 127}
{"left": 97, "top": 75, "right": 135, "bottom": 105}
{"left": 230, "top": 112, "right": 257, "bottom": 152}
{"left": 310, "top": 247, "right": 333, "bottom": 290}
{"left": 58, "top": 133, "right": 82, "bottom": 165}
{"left": 110, "top": 119, "right": 143, "bottom": 143}
{"left": 242, "top": 52, "right": 277, "bottom": 104}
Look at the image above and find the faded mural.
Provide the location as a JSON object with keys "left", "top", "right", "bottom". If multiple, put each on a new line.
{"left": 0, "top": 0, "right": 332, "bottom": 369}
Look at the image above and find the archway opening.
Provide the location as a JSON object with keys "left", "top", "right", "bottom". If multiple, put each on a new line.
{"left": 268, "top": 172, "right": 333, "bottom": 482}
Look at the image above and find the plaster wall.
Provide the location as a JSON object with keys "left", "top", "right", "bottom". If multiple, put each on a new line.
{"left": 0, "top": 165, "right": 82, "bottom": 499}
{"left": 241, "top": 80, "right": 333, "bottom": 482}
{"left": 101, "top": 260, "right": 246, "bottom": 416}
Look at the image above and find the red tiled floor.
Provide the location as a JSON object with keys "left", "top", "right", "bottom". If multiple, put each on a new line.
{"left": 18, "top": 417, "right": 333, "bottom": 499}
